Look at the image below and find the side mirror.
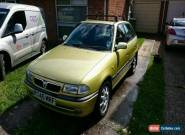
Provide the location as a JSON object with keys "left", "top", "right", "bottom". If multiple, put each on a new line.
{"left": 14, "top": 23, "right": 23, "bottom": 34}
{"left": 63, "top": 35, "right": 68, "bottom": 41}
{"left": 116, "top": 42, "right": 127, "bottom": 50}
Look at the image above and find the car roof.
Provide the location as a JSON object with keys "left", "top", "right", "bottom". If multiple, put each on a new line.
{"left": 82, "top": 20, "right": 128, "bottom": 25}
{"left": 0, "top": 2, "right": 40, "bottom": 11}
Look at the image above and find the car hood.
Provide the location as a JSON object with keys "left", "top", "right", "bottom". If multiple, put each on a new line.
{"left": 29, "top": 45, "right": 108, "bottom": 84}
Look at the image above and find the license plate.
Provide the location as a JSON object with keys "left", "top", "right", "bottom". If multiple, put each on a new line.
{"left": 33, "top": 90, "right": 56, "bottom": 106}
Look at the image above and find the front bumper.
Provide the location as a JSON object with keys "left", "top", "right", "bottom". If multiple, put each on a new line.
{"left": 25, "top": 80, "right": 98, "bottom": 117}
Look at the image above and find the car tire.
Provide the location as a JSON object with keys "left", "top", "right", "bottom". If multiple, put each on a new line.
{"left": 0, "top": 54, "right": 6, "bottom": 81}
{"left": 128, "top": 55, "right": 137, "bottom": 75}
{"left": 40, "top": 40, "right": 47, "bottom": 54}
{"left": 94, "top": 81, "right": 111, "bottom": 118}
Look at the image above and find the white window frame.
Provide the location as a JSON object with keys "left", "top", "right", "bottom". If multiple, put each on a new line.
{"left": 55, "top": 0, "right": 88, "bottom": 39}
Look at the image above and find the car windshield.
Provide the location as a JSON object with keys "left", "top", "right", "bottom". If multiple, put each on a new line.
{"left": 0, "top": 8, "right": 9, "bottom": 28}
{"left": 172, "top": 19, "right": 185, "bottom": 27}
{"left": 64, "top": 23, "right": 114, "bottom": 51}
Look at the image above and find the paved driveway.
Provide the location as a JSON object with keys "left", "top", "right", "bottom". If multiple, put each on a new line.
{"left": 0, "top": 39, "right": 155, "bottom": 135}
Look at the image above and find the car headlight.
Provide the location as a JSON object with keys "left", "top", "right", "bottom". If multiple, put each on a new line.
{"left": 63, "top": 84, "right": 89, "bottom": 95}
{"left": 26, "top": 70, "right": 32, "bottom": 82}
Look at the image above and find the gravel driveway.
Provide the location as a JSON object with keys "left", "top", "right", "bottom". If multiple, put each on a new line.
{"left": 164, "top": 46, "right": 185, "bottom": 133}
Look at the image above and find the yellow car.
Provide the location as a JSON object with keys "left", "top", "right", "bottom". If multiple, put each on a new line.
{"left": 25, "top": 20, "right": 138, "bottom": 117}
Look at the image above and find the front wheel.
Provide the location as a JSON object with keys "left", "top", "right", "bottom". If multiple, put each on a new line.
{"left": 94, "top": 81, "right": 110, "bottom": 118}
{"left": 0, "top": 54, "right": 6, "bottom": 81}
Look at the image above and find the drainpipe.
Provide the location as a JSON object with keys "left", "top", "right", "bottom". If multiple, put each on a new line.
{"left": 128, "top": 0, "right": 134, "bottom": 20}
{"left": 104, "top": 0, "right": 108, "bottom": 16}
{"left": 161, "top": 0, "right": 166, "bottom": 32}
{"left": 161, "top": 0, "right": 169, "bottom": 33}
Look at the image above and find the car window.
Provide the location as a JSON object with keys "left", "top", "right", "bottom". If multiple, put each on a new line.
{"left": 0, "top": 8, "right": 9, "bottom": 28}
{"left": 64, "top": 23, "right": 113, "bottom": 51}
{"left": 116, "top": 24, "right": 127, "bottom": 44}
{"left": 123, "top": 23, "right": 136, "bottom": 41}
{"left": 4, "top": 11, "right": 27, "bottom": 36}
{"left": 172, "top": 19, "right": 185, "bottom": 27}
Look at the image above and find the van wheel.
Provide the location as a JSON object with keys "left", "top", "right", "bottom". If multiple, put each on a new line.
{"left": 94, "top": 81, "right": 110, "bottom": 118}
{"left": 0, "top": 54, "right": 6, "bottom": 81}
{"left": 128, "top": 55, "right": 137, "bottom": 75}
{"left": 40, "top": 40, "right": 47, "bottom": 54}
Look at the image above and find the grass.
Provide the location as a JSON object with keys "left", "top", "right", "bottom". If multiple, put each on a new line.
{"left": 137, "top": 38, "right": 144, "bottom": 48}
{"left": 128, "top": 57, "right": 165, "bottom": 135}
{"left": 0, "top": 63, "right": 29, "bottom": 115}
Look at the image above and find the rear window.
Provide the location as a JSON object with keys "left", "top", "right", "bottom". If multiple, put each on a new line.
{"left": 172, "top": 19, "right": 185, "bottom": 27}
{"left": 0, "top": 8, "right": 9, "bottom": 28}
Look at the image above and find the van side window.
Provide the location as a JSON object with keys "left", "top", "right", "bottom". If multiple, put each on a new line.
{"left": 116, "top": 24, "right": 127, "bottom": 44}
{"left": 4, "top": 11, "right": 27, "bottom": 36}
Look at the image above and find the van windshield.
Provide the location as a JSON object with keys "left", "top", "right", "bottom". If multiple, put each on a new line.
{"left": 0, "top": 8, "right": 9, "bottom": 28}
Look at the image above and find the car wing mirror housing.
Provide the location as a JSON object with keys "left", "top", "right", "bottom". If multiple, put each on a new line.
{"left": 14, "top": 23, "right": 23, "bottom": 34}
{"left": 116, "top": 42, "right": 127, "bottom": 50}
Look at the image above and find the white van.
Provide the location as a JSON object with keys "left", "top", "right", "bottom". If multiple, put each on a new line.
{"left": 0, "top": 3, "right": 47, "bottom": 80}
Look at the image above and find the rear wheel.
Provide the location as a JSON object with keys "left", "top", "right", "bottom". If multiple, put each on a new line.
{"left": 94, "top": 81, "right": 110, "bottom": 118}
{"left": 0, "top": 54, "right": 6, "bottom": 81}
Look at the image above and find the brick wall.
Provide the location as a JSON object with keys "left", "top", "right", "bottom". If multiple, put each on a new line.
{"left": 88, "top": 0, "right": 127, "bottom": 19}
{"left": 88, "top": 0, "right": 104, "bottom": 15}
{"left": 108, "top": 0, "right": 126, "bottom": 17}
{"left": 20, "top": 0, "right": 58, "bottom": 44}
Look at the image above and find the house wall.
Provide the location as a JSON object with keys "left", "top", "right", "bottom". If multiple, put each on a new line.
{"left": 166, "top": 0, "right": 185, "bottom": 23}
{"left": 88, "top": 0, "right": 104, "bottom": 15}
{"left": 108, "top": 0, "right": 126, "bottom": 17}
{"left": 19, "top": 0, "right": 127, "bottom": 43}
{"left": 20, "top": 0, "right": 58, "bottom": 44}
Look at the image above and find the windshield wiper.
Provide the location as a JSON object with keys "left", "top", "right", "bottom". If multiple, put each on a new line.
{"left": 86, "top": 45, "right": 108, "bottom": 51}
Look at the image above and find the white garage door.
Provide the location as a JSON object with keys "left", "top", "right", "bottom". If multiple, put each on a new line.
{"left": 166, "top": 0, "right": 185, "bottom": 23}
{"left": 133, "top": 2, "right": 161, "bottom": 33}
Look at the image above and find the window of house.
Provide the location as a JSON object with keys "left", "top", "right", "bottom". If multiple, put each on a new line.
{"left": 56, "top": 0, "right": 87, "bottom": 39}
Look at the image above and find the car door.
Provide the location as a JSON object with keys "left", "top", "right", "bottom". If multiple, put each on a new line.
{"left": 112, "top": 23, "right": 129, "bottom": 84}
{"left": 2, "top": 11, "right": 32, "bottom": 61}
{"left": 122, "top": 23, "right": 137, "bottom": 59}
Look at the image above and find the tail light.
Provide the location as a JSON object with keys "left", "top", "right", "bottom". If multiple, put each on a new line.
{"left": 168, "top": 28, "right": 176, "bottom": 35}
